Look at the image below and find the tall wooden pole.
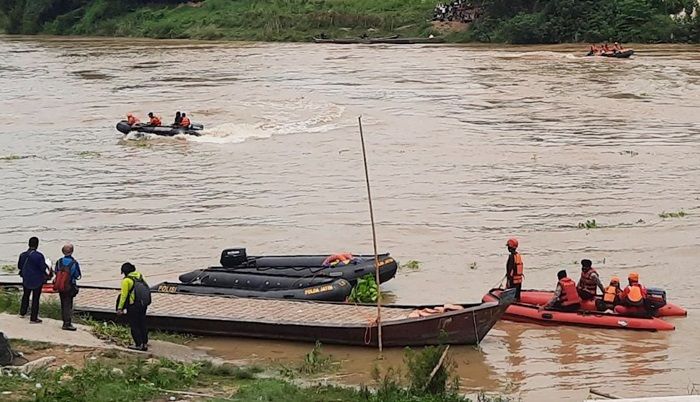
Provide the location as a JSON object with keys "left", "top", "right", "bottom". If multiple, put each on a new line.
{"left": 358, "top": 116, "right": 383, "bottom": 352}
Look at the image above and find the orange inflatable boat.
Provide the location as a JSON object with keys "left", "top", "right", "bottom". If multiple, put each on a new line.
{"left": 483, "top": 289, "right": 676, "bottom": 331}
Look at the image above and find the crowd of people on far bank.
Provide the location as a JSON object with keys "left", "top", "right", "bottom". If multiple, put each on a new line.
{"left": 126, "top": 111, "right": 192, "bottom": 128}
{"left": 432, "top": 0, "right": 481, "bottom": 23}
{"left": 16, "top": 237, "right": 150, "bottom": 351}
{"left": 505, "top": 238, "right": 655, "bottom": 315}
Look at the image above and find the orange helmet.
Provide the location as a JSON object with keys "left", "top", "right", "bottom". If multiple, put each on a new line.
{"left": 610, "top": 276, "right": 620, "bottom": 285}
{"left": 506, "top": 238, "right": 519, "bottom": 249}
{"left": 628, "top": 272, "right": 639, "bottom": 282}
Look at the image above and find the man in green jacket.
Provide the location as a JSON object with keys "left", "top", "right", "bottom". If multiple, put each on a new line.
{"left": 116, "top": 262, "right": 149, "bottom": 351}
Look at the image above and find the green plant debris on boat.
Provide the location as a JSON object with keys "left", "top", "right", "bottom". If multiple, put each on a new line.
{"left": 348, "top": 274, "right": 379, "bottom": 303}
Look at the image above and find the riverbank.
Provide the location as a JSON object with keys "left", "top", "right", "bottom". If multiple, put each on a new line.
{"left": 1, "top": 0, "right": 698, "bottom": 43}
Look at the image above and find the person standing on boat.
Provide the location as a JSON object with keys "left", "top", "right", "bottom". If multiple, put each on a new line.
{"left": 17, "top": 237, "right": 52, "bottom": 323}
{"left": 116, "top": 262, "right": 150, "bottom": 351}
{"left": 505, "top": 238, "right": 523, "bottom": 300}
{"left": 147, "top": 112, "right": 161, "bottom": 126}
{"left": 576, "top": 259, "right": 604, "bottom": 300}
{"left": 545, "top": 270, "right": 581, "bottom": 311}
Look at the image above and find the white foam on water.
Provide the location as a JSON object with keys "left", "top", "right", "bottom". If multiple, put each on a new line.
{"left": 188, "top": 122, "right": 272, "bottom": 144}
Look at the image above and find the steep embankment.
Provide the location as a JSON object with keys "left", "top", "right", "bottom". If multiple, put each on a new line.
{"left": 0, "top": 0, "right": 699, "bottom": 43}
{"left": 0, "top": 0, "right": 437, "bottom": 41}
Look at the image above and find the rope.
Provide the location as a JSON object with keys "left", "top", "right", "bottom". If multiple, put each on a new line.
{"left": 472, "top": 309, "right": 480, "bottom": 347}
{"left": 364, "top": 316, "right": 378, "bottom": 345}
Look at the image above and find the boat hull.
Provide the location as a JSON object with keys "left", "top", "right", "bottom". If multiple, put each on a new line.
{"left": 116, "top": 120, "right": 203, "bottom": 137}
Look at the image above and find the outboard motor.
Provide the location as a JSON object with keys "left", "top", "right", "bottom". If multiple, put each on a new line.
{"left": 220, "top": 248, "right": 248, "bottom": 268}
{"left": 190, "top": 123, "right": 204, "bottom": 130}
{"left": 645, "top": 287, "right": 667, "bottom": 310}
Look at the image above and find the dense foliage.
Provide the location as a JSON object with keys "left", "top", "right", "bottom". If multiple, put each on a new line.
{"left": 0, "top": 0, "right": 698, "bottom": 43}
{"left": 469, "top": 0, "right": 700, "bottom": 43}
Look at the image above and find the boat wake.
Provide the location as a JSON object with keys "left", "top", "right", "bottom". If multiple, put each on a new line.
{"left": 497, "top": 51, "right": 578, "bottom": 60}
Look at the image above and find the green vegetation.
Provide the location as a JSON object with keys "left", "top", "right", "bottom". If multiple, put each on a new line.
{"left": 0, "top": 154, "right": 36, "bottom": 161}
{"left": 577, "top": 219, "right": 598, "bottom": 229}
{"left": 349, "top": 274, "right": 379, "bottom": 303}
{"left": 659, "top": 210, "right": 687, "bottom": 218}
{"left": 0, "top": 0, "right": 436, "bottom": 41}
{"left": 401, "top": 260, "right": 422, "bottom": 271}
{"left": 470, "top": 0, "right": 700, "bottom": 43}
{"left": 1, "top": 264, "right": 16, "bottom": 273}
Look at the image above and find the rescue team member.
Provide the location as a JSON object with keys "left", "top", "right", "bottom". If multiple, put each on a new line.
{"left": 544, "top": 270, "right": 582, "bottom": 311}
{"left": 180, "top": 113, "right": 191, "bottom": 128}
{"left": 505, "top": 238, "right": 523, "bottom": 300}
{"left": 126, "top": 113, "right": 140, "bottom": 125}
{"left": 577, "top": 259, "right": 604, "bottom": 300}
{"left": 174, "top": 111, "right": 182, "bottom": 126}
{"left": 613, "top": 272, "right": 648, "bottom": 316}
{"left": 147, "top": 112, "right": 162, "bottom": 126}
{"left": 116, "top": 263, "right": 149, "bottom": 351}
{"left": 597, "top": 276, "right": 622, "bottom": 311}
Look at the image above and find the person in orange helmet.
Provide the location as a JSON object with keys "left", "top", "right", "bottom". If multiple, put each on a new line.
{"left": 597, "top": 276, "right": 622, "bottom": 311}
{"left": 614, "top": 272, "right": 648, "bottom": 316}
{"left": 505, "top": 237, "right": 523, "bottom": 300}
{"left": 147, "top": 112, "right": 161, "bottom": 126}
{"left": 126, "top": 113, "right": 140, "bottom": 126}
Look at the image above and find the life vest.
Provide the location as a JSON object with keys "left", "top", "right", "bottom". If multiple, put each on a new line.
{"left": 625, "top": 284, "right": 646, "bottom": 306}
{"left": 127, "top": 116, "right": 139, "bottom": 125}
{"left": 150, "top": 116, "right": 162, "bottom": 126}
{"left": 180, "top": 117, "right": 191, "bottom": 127}
{"left": 603, "top": 285, "right": 619, "bottom": 304}
{"left": 322, "top": 253, "right": 354, "bottom": 267}
{"left": 577, "top": 268, "right": 599, "bottom": 295}
{"left": 559, "top": 277, "right": 581, "bottom": 306}
{"left": 511, "top": 253, "right": 524, "bottom": 284}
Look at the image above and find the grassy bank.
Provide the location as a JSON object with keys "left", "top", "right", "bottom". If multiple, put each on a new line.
{"left": 1, "top": 337, "right": 512, "bottom": 402}
{"left": 0, "top": 0, "right": 438, "bottom": 41}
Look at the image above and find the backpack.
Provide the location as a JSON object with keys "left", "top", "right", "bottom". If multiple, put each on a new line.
{"left": 129, "top": 276, "right": 152, "bottom": 308}
{"left": 53, "top": 258, "right": 75, "bottom": 293}
{"left": 0, "top": 332, "right": 14, "bottom": 366}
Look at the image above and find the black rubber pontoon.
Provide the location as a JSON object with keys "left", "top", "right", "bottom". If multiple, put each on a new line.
{"left": 116, "top": 120, "right": 204, "bottom": 137}
{"left": 585, "top": 49, "right": 634, "bottom": 58}
{"left": 154, "top": 279, "right": 352, "bottom": 301}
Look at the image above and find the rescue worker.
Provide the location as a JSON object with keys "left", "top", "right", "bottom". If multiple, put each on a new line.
{"left": 577, "top": 259, "right": 604, "bottom": 300}
{"left": 545, "top": 270, "right": 582, "bottom": 311}
{"left": 174, "top": 111, "right": 182, "bottom": 126}
{"left": 116, "top": 262, "right": 149, "bottom": 351}
{"left": 597, "top": 276, "right": 622, "bottom": 311}
{"left": 505, "top": 238, "right": 523, "bottom": 300}
{"left": 147, "top": 112, "right": 161, "bottom": 126}
{"left": 126, "top": 113, "right": 140, "bottom": 126}
{"left": 613, "top": 272, "right": 649, "bottom": 316}
{"left": 180, "top": 113, "right": 191, "bottom": 128}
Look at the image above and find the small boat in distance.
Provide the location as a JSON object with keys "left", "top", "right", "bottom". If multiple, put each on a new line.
{"left": 586, "top": 49, "right": 634, "bottom": 58}
{"left": 116, "top": 120, "right": 204, "bottom": 137}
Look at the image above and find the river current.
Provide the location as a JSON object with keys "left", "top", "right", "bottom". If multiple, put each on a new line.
{"left": 1, "top": 37, "right": 699, "bottom": 401}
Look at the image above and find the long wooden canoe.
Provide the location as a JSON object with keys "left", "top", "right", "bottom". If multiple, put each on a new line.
{"left": 65, "top": 286, "right": 515, "bottom": 347}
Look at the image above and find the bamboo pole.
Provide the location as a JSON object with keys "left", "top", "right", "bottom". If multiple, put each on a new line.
{"left": 358, "top": 116, "right": 383, "bottom": 352}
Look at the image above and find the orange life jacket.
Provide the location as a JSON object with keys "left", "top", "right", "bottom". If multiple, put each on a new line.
{"left": 603, "top": 285, "right": 620, "bottom": 304}
{"left": 150, "top": 116, "right": 162, "bottom": 126}
{"left": 624, "top": 283, "right": 646, "bottom": 306}
{"left": 577, "top": 268, "right": 599, "bottom": 295}
{"left": 127, "top": 116, "right": 139, "bottom": 125}
{"left": 511, "top": 253, "right": 524, "bottom": 284}
{"left": 559, "top": 277, "right": 581, "bottom": 306}
{"left": 180, "top": 117, "right": 191, "bottom": 127}
{"left": 323, "top": 253, "right": 354, "bottom": 267}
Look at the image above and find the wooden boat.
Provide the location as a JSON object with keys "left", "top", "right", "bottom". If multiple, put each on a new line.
{"left": 312, "top": 36, "right": 444, "bottom": 45}
{"left": 484, "top": 289, "right": 675, "bottom": 331}
{"left": 73, "top": 286, "right": 516, "bottom": 347}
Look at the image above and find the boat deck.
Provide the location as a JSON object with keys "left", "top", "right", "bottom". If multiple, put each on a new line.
{"left": 75, "top": 287, "right": 410, "bottom": 326}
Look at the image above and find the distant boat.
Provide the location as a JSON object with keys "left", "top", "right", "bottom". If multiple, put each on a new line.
{"left": 585, "top": 49, "right": 635, "bottom": 58}
{"left": 313, "top": 35, "right": 445, "bottom": 44}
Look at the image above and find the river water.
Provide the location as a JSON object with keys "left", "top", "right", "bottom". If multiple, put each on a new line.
{"left": 1, "top": 37, "right": 699, "bottom": 400}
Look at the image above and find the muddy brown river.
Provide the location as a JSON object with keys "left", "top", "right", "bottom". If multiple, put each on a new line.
{"left": 1, "top": 37, "right": 699, "bottom": 401}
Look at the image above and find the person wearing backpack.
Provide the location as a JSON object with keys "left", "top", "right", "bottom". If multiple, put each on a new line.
{"left": 17, "top": 237, "right": 52, "bottom": 323}
{"left": 53, "top": 243, "right": 82, "bottom": 331}
{"left": 116, "top": 262, "right": 151, "bottom": 351}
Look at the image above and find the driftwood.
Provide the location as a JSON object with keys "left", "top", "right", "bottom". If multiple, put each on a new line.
{"left": 157, "top": 388, "right": 226, "bottom": 399}
{"left": 589, "top": 388, "right": 621, "bottom": 399}
{"left": 424, "top": 345, "right": 450, "bottom": 390}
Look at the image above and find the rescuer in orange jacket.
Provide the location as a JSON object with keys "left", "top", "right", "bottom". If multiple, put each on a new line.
{"left": 126, "top": 113, "right": 140, "bottom": 125}
{"left": 597, "top": 276, "right": 623, "bottom": 311}
{"left": 505, "top": 238, "right": 523, "bottom": 300}
{"left": 180, "top": 113, "right": 191, "bottom": 128}
{"left": 545, "top": 269, "right": 582, "bottom": 311}
{"left": 577, "top": 259, "right": 605, "bottom": 300}
{"left": 147, "top": 112, "right": 161, "bottom": 126}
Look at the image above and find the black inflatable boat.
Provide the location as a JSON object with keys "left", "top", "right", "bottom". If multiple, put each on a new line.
{"left": 585, "top": 49, "right": 634, "bottom": 58}
{"left": 154, "top": 278, "right": 352, "bottom": 301}
{"left": 115, "top": 120, "right": 204, "bottom": 137}
{"left": 178, "top": 249, "right": 399, "bottom": 287}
